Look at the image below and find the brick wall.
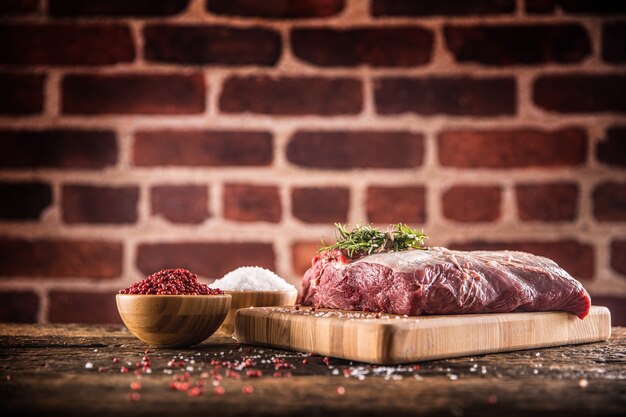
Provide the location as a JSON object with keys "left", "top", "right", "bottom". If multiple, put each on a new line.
{"left": 1, "top": 0, "right": 625, "bottom": 325}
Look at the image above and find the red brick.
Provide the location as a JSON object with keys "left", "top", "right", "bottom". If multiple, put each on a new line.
{"left": 0, "top": 238, "right": 122, "bottom": 278}
{"left": 0, "top": 292, "right": 39, "bottom": 323}
{"left": 0, "top": 0, "right": 39, "bottom": 15}
{"left": 603, "top": 22, "right": 626, "bottom": 64}
{"left": 449, "top": 240, "right": 594, "bottom": 280}
{"left": 62, "top": 73, "right": 205, "bottom": 115}
{"left": 287, "top": 130, "right": 423, "bottom": 169}
{"left": 588, "top": 296, "right": 626, "bottom": 326}
{"left": 534, "top": 75, "right": 626, "bottom": 113}
{"left": 367, "top": 186, "right": 426, "bottom": 224}
{"left": 372, "top": 0, "right": 514, "bottom": 16}
{"left": 62, "top": 185, "right": 138, "bottom": 224}
{"left": 0, "top": 129, "right": 117, "bottom": 169}
{"left": 144, "top": 25, "right": 281, "bottom": 66}
{"left": 151, "top": 185, "right": 209, "bottom": 224}
{"left": 220, "top": 76, "right": 362, "bottom": 115}
{"left": 49, "top": 0, "right": 189, "bottom": 16}
{"left": 49, "top": 291, "right": 121, "bottom": 324}
{"left": 611, "top": 240, "right": 626, "bottom": 277}
{"left": 526, "top": 0, "right": 626, "bottom": 14}
{"left": 292, "top": 187, "right": 349, "bottom": 223}
{"left": 438, "top": 128, "right": 587, "bottom": 168}
{"left": 516, "top": 183, "right": 578, "bottom": 222}
{"left": 593, "top": 182, "right": 626, "bottom": 222}
{"left": 0, "top": 24, "right": 134, "bottom": 66}
{"left": 137, "top": 242, "right": 275, "bottom": 278}
{"left": 442, "top": 185, "right": 501, "bottom": 223}
{"left": 224, "top": 184, "right": 281, "bottom": 223}
{"left": 206, "top": 0, "right": 344, "bottom": 18}
{"left": 375, "top": 77, "right": 515, "bottom": 116}
{"left": 0, "top": 73, "right": 44, "bottom": 115}
{"left": 0, "top": 182, "right": 52, "bottom": 221}
{"left": 133, "top": 130, "right": 272, "bottom": 167}
{"left": 291, "top": 27, "right": 433, "bottom": 67}
{"left": 445, "top": 24, "right": 590, "bottom": 66}
{"left": 597, "top": 126, "right": 626, "bottom": 167}
{"left": 292, "top": 241, "right": 321, "bottom": 277}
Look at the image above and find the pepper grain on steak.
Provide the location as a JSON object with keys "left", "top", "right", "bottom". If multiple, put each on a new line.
{"left": 300, "top": 247, "right": 591, "bottom": 319}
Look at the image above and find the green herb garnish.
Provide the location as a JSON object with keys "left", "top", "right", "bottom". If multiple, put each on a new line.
{"left": 320, "top": 223, "right": 428, "bottom": 259}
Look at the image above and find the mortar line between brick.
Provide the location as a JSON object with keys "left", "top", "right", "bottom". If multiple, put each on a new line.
{"left": 513, "top": 0, "right": 521, "bottom": 16}
{"left": 6, "top": 61, "right": 623, "bottom": 77}
{"left": 273, "top": 231, "right": 293, "bottom": 285}
{"left": 3, "top": 113, "right": 623, "bottom": 131}
{"left": 128, "top": 20, "right": 145, "bottom": 64}
{"left": 361, "top": 68, "right": 374, "bottom": 117}
{"left": 44, "top": 71, "right": 60, "bottom": 117}
{"left": 116, "top": 126, "right": 133, "bottom": 170}
{"left": 124, "top": 236, "right": 139, "bottom": 285}
{"left": 37, "top": 286, "right": 48, "bottom": 323}
{"left": 501, "top": 184, "right": 517, "bottom": 224}
{"left": 185, "top": 0, "right": 205, "bottom": 17}
{"left": 1, "top": 166, "right": 626, "bottom": 186}
{"left": 9, "top": 9, "right": 626, "bottom": 25}
{"left": 205, "top": 70, "right": 223, "bottom": 117}
{"left": 350, "top": 183, "right": 367, "bottom": 225}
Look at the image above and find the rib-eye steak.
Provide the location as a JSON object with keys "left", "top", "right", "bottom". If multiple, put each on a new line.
{"left": 299, "top": 247, "right": 591, "bottom": 319}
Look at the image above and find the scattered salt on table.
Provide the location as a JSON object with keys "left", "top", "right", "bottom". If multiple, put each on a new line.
{"left": 210, "top": 266, "right": 296, "bottom": 292}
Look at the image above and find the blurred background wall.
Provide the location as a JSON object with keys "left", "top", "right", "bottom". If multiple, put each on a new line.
{"left": 0, "top": 0, "right": 625, "bottom": 324}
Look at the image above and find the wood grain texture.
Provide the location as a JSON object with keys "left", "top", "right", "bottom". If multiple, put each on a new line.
{"left": 219, "top": 290, "right": 297, "bottom": 336}
{"left": 116, "top": 294, "right": 231, "bottom": 347}
{"left": 235, "top": 306, "right": 611, "bottom": 364}
{"left": 0, "top": 324, "right": 625, "bottom": 416}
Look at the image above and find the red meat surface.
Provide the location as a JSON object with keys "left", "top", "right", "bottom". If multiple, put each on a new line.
{"left": 300, "top": 248, "right": 591, "bottom": 319}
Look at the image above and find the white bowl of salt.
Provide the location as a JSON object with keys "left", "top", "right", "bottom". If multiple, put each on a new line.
{"left": 209, "top": 266, "right": 298, "bottom": 337}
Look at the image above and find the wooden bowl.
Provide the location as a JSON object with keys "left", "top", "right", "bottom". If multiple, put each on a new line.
{"left": 116, "top": 294, "right": 231, "bottom": 348}
{"left": 220, "top": 290, "right": 298, "bottom": 337}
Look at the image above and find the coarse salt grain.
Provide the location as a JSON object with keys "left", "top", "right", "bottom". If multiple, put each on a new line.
{"left": 209, "top": 266, "right": 296, "bottom": 292}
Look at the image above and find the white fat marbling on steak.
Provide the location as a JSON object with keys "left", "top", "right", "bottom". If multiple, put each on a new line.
{"left": 353, "top": 247, "right": 562, "bottom": 276}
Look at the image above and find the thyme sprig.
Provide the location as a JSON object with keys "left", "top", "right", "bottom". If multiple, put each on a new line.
{"left": 320, "top": 223, "right": 428, "bottom": 259}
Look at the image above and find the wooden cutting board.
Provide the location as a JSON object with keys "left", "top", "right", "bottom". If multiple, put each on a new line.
{"left": 235, "top": 306, "right": 611, "bottom": 364}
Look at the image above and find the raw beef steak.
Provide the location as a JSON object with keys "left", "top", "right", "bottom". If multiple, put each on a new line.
{"left": 299, "top": 247, "right": 591, "bottom": 319}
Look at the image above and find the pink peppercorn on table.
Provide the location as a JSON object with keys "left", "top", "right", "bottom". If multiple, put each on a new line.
{"left": 1, "top": 323, "right": 625, "bottom": 416}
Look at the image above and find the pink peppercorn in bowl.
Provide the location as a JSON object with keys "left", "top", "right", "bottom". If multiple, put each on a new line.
{"left": 116, "top": 269, "right": 231, "bottom": 348}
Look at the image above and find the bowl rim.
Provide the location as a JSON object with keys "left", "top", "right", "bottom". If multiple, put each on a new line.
{"left": 116, "top": 293, "right": 232, "bottom": 299}
{"left": 222, "top": 289, "right": 298, "bottom": 294}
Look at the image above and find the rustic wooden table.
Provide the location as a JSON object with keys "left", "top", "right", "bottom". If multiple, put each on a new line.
{"left": 0, "top": 324, "right": 624, "bottom": 416}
